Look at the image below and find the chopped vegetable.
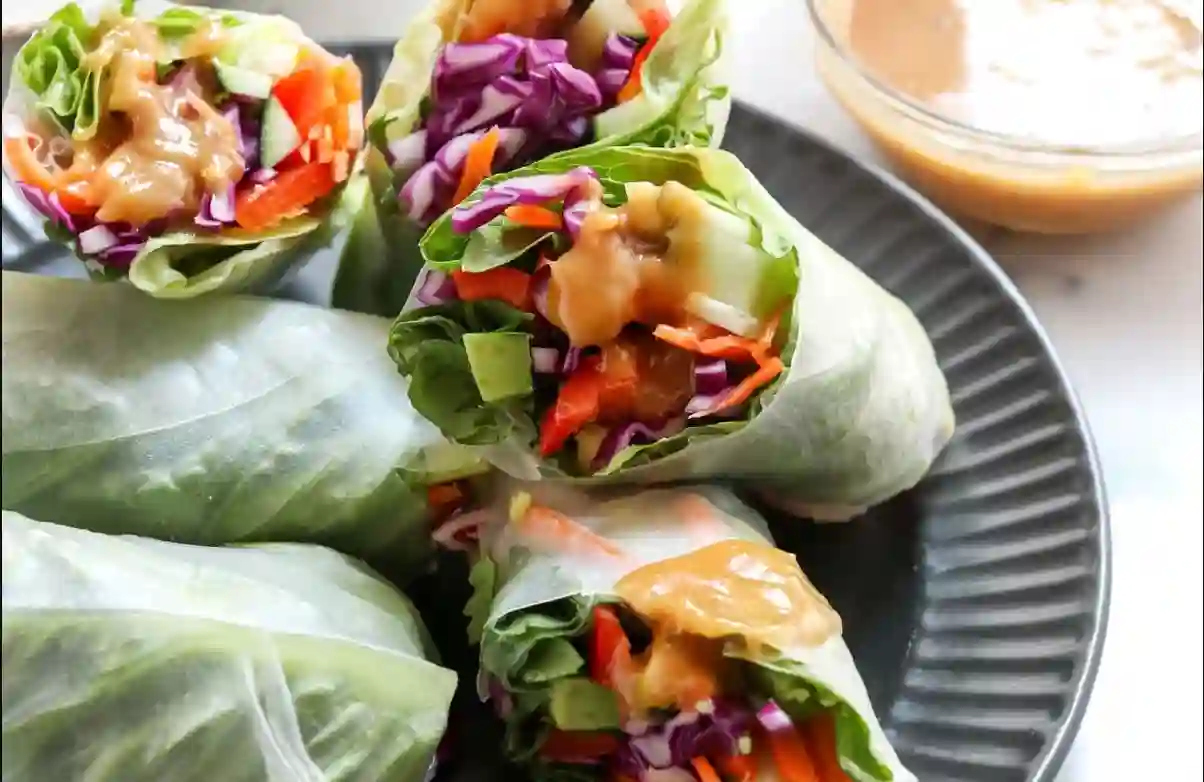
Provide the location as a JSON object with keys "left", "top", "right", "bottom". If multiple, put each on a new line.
{"left": 763, "top": 723, "right": 821, "bottom": 782}
{"left": 272, "top": 63, "right": 335, "bottom": 143}
{"left": 503, "top": 204, "right": 564, "bottom": 231}
{"left": 453, "top": 127, "right": 502, "bottom": 204}
{"left": 450, "top": 267, "right": 533, "bottom": 310}
{"left": 4, "top": 134, "right": 93, "bottom": 215}
{"left": 692, "top": 757, "right": 723, "bottom": 782}
{"left": 539, "top": 730, "right": 622, "bottom": 763}
{"left": 717, "top": 753, "right": 757, "bottom": 782}
{"left": 539, "top": 359, "right": 604, "bottom": 457}
{"left": 234, "top": 161, "right": 337, "bottom": 232}
{"left": 518, "top": 505, "right": 624, "bottom": 558}
{"left": 590, "top": 606, "right": 632, "bottom": 687}
{"left": 652, "top": 323, "right": 768, "bottom": 364}
{"left": 427, "top": 482, "right": 465, "bottom": 517}
{"left": 804, "top": 715, "right": 853, "bottom": 782}
{"left": 691, "top": 358, "right": 784, "bottom": 418}
{"left": 617, "top": 8, "right": 673, "bottom": 103}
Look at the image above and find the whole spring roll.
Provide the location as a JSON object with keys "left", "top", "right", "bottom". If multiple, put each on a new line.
{"left": 331, "top": 0, "right": 731, "bottom": 317}
{"left": 467, "top": 487, "right": 915, "bottom": 781}
{"left": 2, "top": 511, "right": 458, "bottom": 782}
{"left": 2, "top": 2, "right": 365, "bottom": 298}
{"left": 389, "top": 146, "right": 954, "bottom": 518}
{"left": 0, "top": 271, "right": 485, "bottom": 579}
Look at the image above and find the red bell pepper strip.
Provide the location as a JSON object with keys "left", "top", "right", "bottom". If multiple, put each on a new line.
{"left": 590, "top": 606, "right": 632, "bottom": 687}
{"left": 617, "top": 7, "right": 673, "bottom": 103}
{"left": 450, "top": 267, "right": 533, "bottom": 310}
{"left": 539, "top": 730, "right": 622, "bottom": 763}
{"left": 538, "top": 358, "right": 604, "bottom": 457}
{"left": 234, "top": 161, "right": 337, "bottom": 232}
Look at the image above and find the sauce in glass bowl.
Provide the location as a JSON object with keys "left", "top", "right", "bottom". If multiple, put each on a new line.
{"left": 810, "top": 0, "right": 1204, "bottom": 234}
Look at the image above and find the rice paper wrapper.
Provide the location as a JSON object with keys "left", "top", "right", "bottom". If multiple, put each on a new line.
{"left": 0, "top": 271, "right": 486, "bottom": 581}
{"left": 403, "top": 145, "right": 955, "bottom": 518}
{"left": 2, "top": 511, "right": 457, "bottom": 782}
{"left": 331, "top": 0, "right": 732, "bottom": 317}
{"left": 2, "top": 2, "right": 357, "bottom": 299}
{"left": 475, "top": 486, "right": 915, "bottom": 781}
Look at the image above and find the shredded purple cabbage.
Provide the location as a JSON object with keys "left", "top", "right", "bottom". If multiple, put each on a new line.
{"left": 614, "top": 702, "right": 756, "bottom": 778}
{"left": 393, "top": 31, "right": 634, "bottom": 227}
{"left": 593, "top": 416, "right": 686, "bottom": 469}
{"left": 451, "top": 166, "right": 598, "bottom": 233}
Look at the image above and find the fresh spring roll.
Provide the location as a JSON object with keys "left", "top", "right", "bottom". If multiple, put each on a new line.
{"left": 388, "top": 146, "right": 955, "bottom": 518}
{"left": 2, "top": 511, "right": 457, "bottom": 782}
{"left": 2, "top": 2, "right": 365, "bottom": 298}
{"left": 0, "top": 271, "right": 486, "bottom": 580}
{"left": 467, "top": 487, "right": 915, "bottom": 781}
{"left": 331, "top": 0, "right": 731, "bottom": 317}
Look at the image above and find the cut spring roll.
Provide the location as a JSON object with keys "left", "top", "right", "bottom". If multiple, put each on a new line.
{"left": 468, "top": 487, "right": 916, "bottom": 781}
{"left": 1, "top": 271, "right": 486, "bottom": 581}
{"left": 390, "top": 146, "right": 954, "bottom": 517}
{"left": 332, "top": 0, "right": 730, "bottom": 317}
{"left": 2, "top": 2, "right": 365, "bottom": 298}
{"left": 2, "top": 512, "right": 457, "bottom": 782}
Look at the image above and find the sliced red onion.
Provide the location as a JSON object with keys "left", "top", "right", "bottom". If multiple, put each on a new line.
{"left": 388, "top": 130, "right": 428, "bottom": 173}
{"left": 97, "top": 242, "right": 145, "bottom": 267}
{"left": 757, "top": 701, "right": 794, "bottom": 733}
{"left": 629, "top": 733, "right": 673, "bottom": 768}
{"left": 531, "top": 347, "right": 560, "bottom": 374}
{"left": 596, "top": 67, "right": 631, "bottom": 99}
{"left": 77, "top": 224, "right": 119, "bottom": 255}
{"left": 250, "top": 167, "right": 277, "bottom": 184}
{"left": 415, "top": 268, "right": 459, "bottom": 305}
{"left": 593, "top": 417, "right": 686, "bottom": 469}
{"left": 694, "top": 359, "right": 729, "bottom": 396}
{"left": 601, "top": 33, "right": 640, "bottom": 70}
{"left": 685, "top": 391, "right": 740, "bottom": 419}
{"left": 530, "top": 263, "right": 552, "bottom": 320}
{"left": 431, "top": 508, "right": 489, "bottom": 552}
{"left": 550, "top": 115, "right": 591, "bottom": 144}
{"left": 16, "top": 182, "right": 76, "bottom": 231}
{"left": 562, "top": 190, "right": 592, "bottom": 239}
{"left": 495, "top": 127, "right": 529, "bottom": 165}
{"left": 451, "top": 167, "right": 597, "bottom": 233}
{"left": 561, "top": 347, "right": 583, "bottom": 374}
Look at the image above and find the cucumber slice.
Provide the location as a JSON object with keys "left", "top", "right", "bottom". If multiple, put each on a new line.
{"left": 260, "top": 95, "right": 301, "bottom": 169}
{"left": 213, "top": 60, "right": 272, "bottom": 100}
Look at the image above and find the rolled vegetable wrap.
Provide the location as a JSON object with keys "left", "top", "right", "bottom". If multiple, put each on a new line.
{"left": 389, "top": 146, "right": 954, "bottom": 517}
{"left": 2, "top": 2, "right": 365, "bottom": 298}
{"left": 2, "top": 512, "right": 458, "bottom": 782}
{"left": 1, "top": 271, "right": 486, "bottom": 580}
{"left": 469, "top": 487, "right": 915, "bottom": 781}
{"left": 331, "top": 0, "right": 731, "bottom": 317}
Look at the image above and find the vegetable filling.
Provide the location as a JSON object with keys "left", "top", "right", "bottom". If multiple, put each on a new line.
{"left": 379, "top": 0, "right": 673, "bottom": 227}
{"left": 5, "top": 3, "right": 363, "bottom": 272}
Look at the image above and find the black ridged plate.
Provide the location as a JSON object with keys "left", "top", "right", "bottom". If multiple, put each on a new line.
{"left": 1, "top": 41, "right": 1109, "bottom": 782}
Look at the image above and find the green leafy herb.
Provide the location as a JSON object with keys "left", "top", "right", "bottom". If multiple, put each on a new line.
{"left": 14, "top": 3, "right": 102, "bottom": 138}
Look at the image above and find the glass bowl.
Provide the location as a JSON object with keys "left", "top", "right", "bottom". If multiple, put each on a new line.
{"left": 807, "top": 0, "right": 1204, "bottom": 235}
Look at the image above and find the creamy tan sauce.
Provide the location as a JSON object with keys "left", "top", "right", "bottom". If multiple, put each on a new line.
{"left": 596, "top": 332, "right": 696, "bottom": 423}
{"left": 610, "top": 539, "right": 841, "bottom": 713}
{"left": 458, "top": 0, "right": 574, "bottom": 42}
{"left": 841, "top": 0, "right": 1203, "bottom": 148}
{"left": 547, "top": 180, "right": 707, "bottom": 347}
{"left": 81, "top": 15, "right": 242, "bottom": 225}
{"left": 616, "top": 540, "right": 842, "bottom": 655}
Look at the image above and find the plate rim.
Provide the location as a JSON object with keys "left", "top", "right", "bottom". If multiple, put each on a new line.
{"left": 728, "top": 99, "right": 1112, "bottom": 782}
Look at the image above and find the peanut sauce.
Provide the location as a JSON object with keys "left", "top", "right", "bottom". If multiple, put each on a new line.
{"left": 80, "top": 14, "right": 243, "bottom": 226}
{"left": 546, "top": 180, "right": 709, "bottom": 348}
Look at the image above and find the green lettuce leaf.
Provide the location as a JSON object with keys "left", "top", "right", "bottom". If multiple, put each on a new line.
{"left": 13, "top": 3, "right": 102, "bottom": 138}
{"left": 2, "top": 512, "right": 457, "bottom": 782}
{"left": 406, "top": 145, "right": 954, "bottom": 514}
{"left": 0, "top": 271, "right": 483, "bottom": 581}
{"left": 330, "top": 0, "right": 731, "bottom": 318}
{"left": 475, "top": 487, "right": 915, "bottom": 781}
{"left": 388, "top": 299, "right": 533, "bottom": 445}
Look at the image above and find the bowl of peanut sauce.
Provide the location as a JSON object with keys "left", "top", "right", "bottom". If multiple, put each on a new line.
{"left": 808, "top": 0, "right": 1204, "bottom": 234}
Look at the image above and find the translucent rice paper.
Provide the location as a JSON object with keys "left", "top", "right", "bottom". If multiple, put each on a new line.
{"left": 2, "top": 511, "right": 458, "bottom": 782}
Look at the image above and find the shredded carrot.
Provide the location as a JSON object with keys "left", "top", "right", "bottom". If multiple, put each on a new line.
{"left": 520, "top": 505, "right": 625, "bottom": 559}
{"left": 653, "top": 311, "right": 782, "bottom": 365}
{"left": 427, "top": 483, "right": 464, "bottom": 514}
{"left": 764, "top": 725, "right": 821, "bottom": 782}
{"left": 675, "top": 493, "right": 727, "bottom": 539}
{"left": 453, "top": 127, "right": 502, "bottom": 204}
{"left": 331, "top": 57, "right": 363, "bottom": 103}
{"left": 617, "top": 7, "right": 673, "bottom": 103}
{"left": 504, "top": 204, "right": 563, "bottom": 231}
{"left": 691, "top": 758, "right": 723, "bottom": 782}
{"left": 716, "top": 753, "right": 757, "bottom": 782}
{"left": 755, "top": 311, "right": 783, "bottom": 360}
{"left": 804, "top": 715, "right": 853, "bottom": 782}
{"left": 4, "top": 134, "right": 94, "bottom": 216}
{"left": 451, "top": 267, "right": 533, "bottom": 310}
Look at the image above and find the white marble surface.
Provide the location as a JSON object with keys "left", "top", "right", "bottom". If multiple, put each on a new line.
{"left": 5, "top": 0, "right": 1203, "bottom": 778}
